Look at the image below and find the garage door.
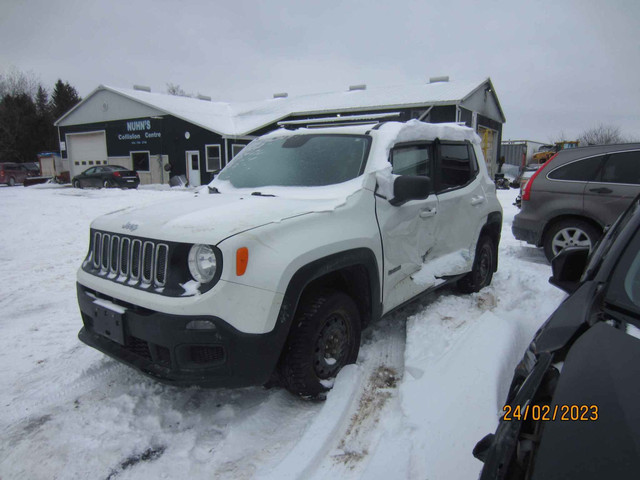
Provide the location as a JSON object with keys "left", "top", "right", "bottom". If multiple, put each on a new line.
{"left": 67, "top": 132, "right": 108, "bottom": 178}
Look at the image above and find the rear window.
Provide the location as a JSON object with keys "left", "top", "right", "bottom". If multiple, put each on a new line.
{"left": 547, "top": 155, "right": 605, "bottom": 181}
{"left": 600, "top": 151, "right": 640, "bottom": 184}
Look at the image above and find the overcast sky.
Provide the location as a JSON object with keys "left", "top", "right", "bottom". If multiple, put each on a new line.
{"left": 1, "top": 0, "right": 638, "bottom": 141}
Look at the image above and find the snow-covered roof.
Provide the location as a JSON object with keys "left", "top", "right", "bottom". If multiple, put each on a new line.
{"left": 56, "top": 78, "right": 502, "bottom": 137}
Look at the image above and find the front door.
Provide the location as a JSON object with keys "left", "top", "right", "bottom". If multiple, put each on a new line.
{"left": 186, "top": 151, "right": 201, "bottom": 187}
{"left": 375, "top": 142, "right": 440, "bottom": 313}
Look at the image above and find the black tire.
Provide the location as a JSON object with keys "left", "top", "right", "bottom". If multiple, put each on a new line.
{"left": 73, "top": 180, "right": 81, "bottom": 189}
{"left": 457, "top": 235, "right": 495, "bottom": 293}
{"left": 543, "top": 219, "right": 600, "bottom": 262}
{"left": 279, "top": 290, "right": 361, "bottom": 397}
{"left": 103, "top": 179, "right": 112, "bottom": 188}
{"left": 8, "top": 177, "right": 15, "bottom": 187}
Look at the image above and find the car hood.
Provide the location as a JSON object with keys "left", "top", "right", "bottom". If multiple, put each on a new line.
{"left": 91, "top": 192, "right": 347, "bottom": 244}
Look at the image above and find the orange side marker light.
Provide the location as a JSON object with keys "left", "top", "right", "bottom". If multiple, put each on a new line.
{"left": 236, "top": 247, "right": 249, "bottom": 276}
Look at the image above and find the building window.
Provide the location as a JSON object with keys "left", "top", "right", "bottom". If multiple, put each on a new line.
{"left": 231, "top": 144, "right": 245, "bottom": 159}
{"left": 82, "top": 161, "right": 86, "bottom": 165}
{"left": 206, "top": 145, "right": 222, "bottom": 172}
{"left": 131, "top": 151, "right": 150, "bottom": 171}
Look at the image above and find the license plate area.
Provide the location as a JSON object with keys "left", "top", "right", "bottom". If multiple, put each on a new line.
{"left": 92, "top": 304, "right": 125, "bottom": 345}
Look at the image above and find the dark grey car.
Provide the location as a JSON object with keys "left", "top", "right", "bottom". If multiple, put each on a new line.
{"left": 512, "top": 143, "right": 640, "bottom": 260}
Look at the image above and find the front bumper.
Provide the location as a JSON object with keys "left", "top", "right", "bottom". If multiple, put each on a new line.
{"left": 77, "top": 283, "right": 286, "bottom": 388}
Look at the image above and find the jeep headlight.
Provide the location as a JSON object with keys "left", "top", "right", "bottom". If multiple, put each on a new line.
{"left": 188, "top": 244, "right": 217, "bottom": 283}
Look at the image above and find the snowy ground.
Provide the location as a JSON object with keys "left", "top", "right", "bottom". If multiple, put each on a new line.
{"left": 0, "top": 184, "right": 565, "bottom": 480}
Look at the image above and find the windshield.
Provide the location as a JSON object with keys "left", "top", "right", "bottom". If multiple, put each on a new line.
{"left": 216, "top": 134, "right": 371, "bottom": 188}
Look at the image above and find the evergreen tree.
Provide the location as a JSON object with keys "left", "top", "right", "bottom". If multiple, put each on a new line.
{"left": 0, "top": 93, "right": 39, "bottom": 162}
{"left": 51, "top": 79, "right": 81, "bottom": 122}
{"left": 34, "top": 85, "right": 57, "bottom": 151}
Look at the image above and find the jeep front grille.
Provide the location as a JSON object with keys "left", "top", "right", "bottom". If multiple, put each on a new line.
{"left": 90, "top": 231, "right": 168, "bottom": 288}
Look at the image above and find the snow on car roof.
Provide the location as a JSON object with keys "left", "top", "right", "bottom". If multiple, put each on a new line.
{"left": 59, "top": 78, "right": 492, "bottom": 137}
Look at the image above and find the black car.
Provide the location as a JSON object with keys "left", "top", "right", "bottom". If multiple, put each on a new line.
{"left": 474, "top": 195, "right": 640, "bottom": 479}
{"left": 72, "top": 165, "right": 139, "bottom": 189}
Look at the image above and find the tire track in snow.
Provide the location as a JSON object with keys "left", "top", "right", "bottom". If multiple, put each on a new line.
{"left": 260, "top": 310, "right": 407, "bottom": 480}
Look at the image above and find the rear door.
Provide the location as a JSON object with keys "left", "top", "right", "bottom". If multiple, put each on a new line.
{"left": 431, "top": 141, "right": 485, "bottom": 274}
{"left": 584, "top": 149, "right": 640, "bottom": 225}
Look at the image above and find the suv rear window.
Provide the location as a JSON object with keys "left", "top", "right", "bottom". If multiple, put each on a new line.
{"left": 600, "top": 151, "right": 640, "bottom": 184}
{"left": 548, "top": 155, "right": 604, "bottom": 181}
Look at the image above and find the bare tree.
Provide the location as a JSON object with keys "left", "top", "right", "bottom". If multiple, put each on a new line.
{"left": 578, "top": 124, "right": 625, "bottom": 145}
{"left": 0, "top": 68, "right": 40, "bottom": 99}
{"left": 166, "top": 82, "right": 192, "bottom": 97}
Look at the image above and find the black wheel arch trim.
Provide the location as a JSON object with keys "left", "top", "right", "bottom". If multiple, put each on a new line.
{"left": 276, "top": 247, "right": 381, "bottom": 333}
{"left": 482, "top": 211, "right": 503, "bottom": 272}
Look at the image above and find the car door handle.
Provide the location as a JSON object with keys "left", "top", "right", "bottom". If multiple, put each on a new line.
{"left": 470, "top": 196, "right": 485, "bottom": 206}
{"left": 589, "top": 187, "right": 613, "bottom": 194}
{"left": 419, "top": 208, "right": 437, "bottom": 218}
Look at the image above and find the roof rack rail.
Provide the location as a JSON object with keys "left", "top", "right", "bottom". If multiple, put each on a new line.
{"left": 277, "top": 112, "right": 401, "bottom": 130}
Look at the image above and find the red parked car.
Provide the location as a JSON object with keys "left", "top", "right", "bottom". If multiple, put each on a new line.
{"left": 0, "top": 162, "right": 37, "bottom": 186}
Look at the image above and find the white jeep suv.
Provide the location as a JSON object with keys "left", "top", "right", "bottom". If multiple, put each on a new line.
{"left": 77, "top": 120, "right": 502, "bottom": 396}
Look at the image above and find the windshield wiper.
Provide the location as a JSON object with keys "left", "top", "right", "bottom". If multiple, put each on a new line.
{"left": 251, "top": 191, "right": 276, "bottom": 197}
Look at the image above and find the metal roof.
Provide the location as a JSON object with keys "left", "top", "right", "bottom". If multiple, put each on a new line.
{"left": 55, "top": 78, "right": 504, "bottom": 137}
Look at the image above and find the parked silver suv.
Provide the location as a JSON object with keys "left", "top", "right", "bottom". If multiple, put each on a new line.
{"left": 512, "top": 143, "right": 640, "bottom": 260}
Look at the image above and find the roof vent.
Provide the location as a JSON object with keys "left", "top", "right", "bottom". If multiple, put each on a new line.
{"left": 133, "top": 85, "right": 151, "bottom": 92}
{"left": 273, "top": 92, "right": 288, "bottom": 99}
{"left": 197, "top": 94, "right": 212, "bottom": 101}
{"left": 428, "top": 76, "right": 449, "bottom": 84}
{"left": 348, "top": 84, "right": 366, "bottom": 91}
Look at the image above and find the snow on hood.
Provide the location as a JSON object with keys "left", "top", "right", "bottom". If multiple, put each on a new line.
{"left": 90, "top": 191, "right": 349, "bottom": 244}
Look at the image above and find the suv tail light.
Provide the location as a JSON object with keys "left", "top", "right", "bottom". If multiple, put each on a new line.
{"left": 522, "top": 154, "right": 557, "bottom": 201}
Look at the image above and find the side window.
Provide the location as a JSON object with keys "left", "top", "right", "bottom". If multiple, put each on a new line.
{"left": 439, "top": 142, "right": 475, "bottom": 190}
{"left": 231, "top": 144, "right": 245, "bottom": 159}
{"left": 548, "top": 155, "right": 605, "bottom": 181}
{"left": 468, "top": 144, "right": 479, "bottom": 175}
{"left": 600, "top": 151, "right": 640, "bottom": 184}
{"left": 206, "top": 145, "right": 222, "bottom": 172}
{"left": 85, "top": 167, "right": 97, "bottom": 175}
{"left": 391, "top": 144, "right": 431, "bottom": 177}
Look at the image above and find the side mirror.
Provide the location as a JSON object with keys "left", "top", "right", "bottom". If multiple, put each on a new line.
{"left": 390, "top": 176, "right": 432, "bottom": 206}
{"left": 549, "top": 247, "right": 590, "bottom": 293}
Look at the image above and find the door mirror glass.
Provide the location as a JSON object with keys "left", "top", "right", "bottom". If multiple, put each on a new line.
{"left": 390, "top": 175, "right": 432, "bottom": 206}
{"left": 550, "top": 246, "right": 589, "bottom": 293}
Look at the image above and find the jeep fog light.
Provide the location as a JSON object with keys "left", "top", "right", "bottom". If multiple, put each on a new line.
{"left": 188, "top": 244, "right": 217, "bottom": 283}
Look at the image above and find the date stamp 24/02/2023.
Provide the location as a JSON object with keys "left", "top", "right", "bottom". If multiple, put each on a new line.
{"left": 502, "top": 404, "right": 598, "bottom": 422}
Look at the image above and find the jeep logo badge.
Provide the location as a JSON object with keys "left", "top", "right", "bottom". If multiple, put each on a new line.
{"left": 122, "top": 222, "right": 139, "bottom": 232}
